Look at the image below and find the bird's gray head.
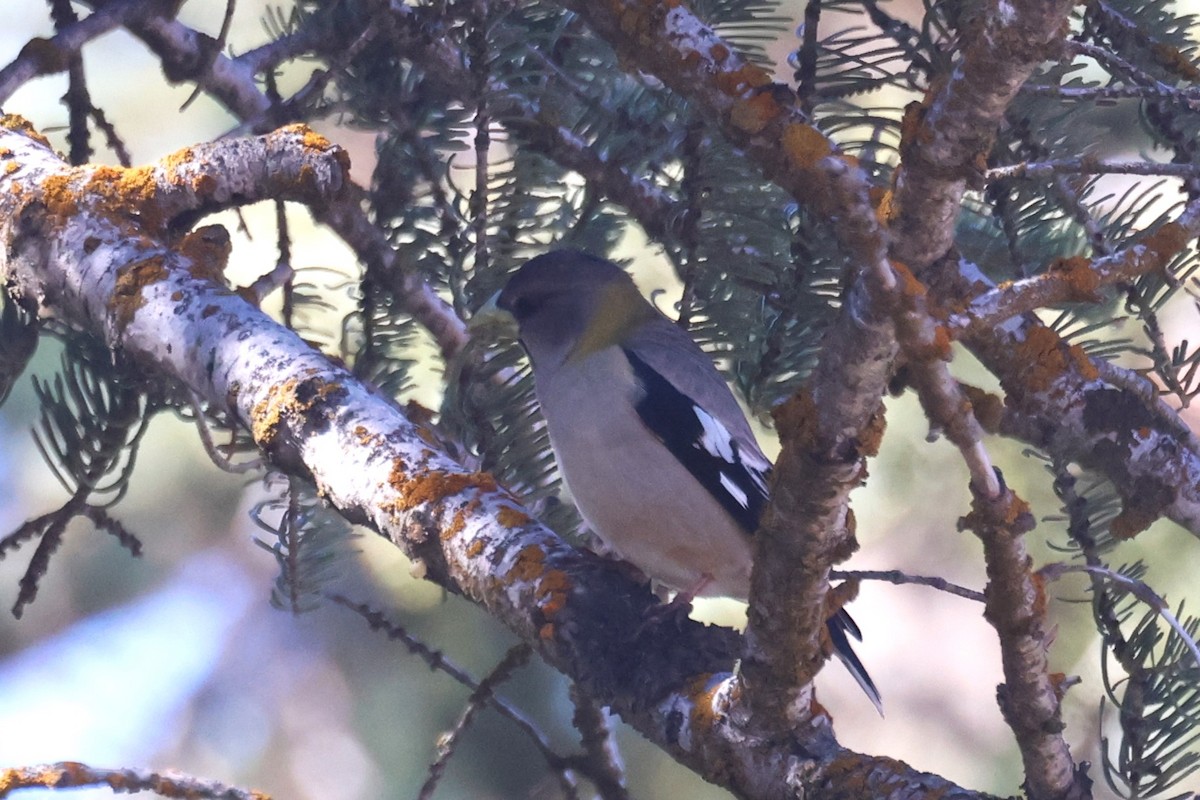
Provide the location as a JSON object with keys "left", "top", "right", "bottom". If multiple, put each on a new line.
{"left": 497, "top": 251, "right": 653, "bottom": 367}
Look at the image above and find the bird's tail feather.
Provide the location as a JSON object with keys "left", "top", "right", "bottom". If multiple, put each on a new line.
{"left": 827, "top": 608, "right": 883, "bottom": 716}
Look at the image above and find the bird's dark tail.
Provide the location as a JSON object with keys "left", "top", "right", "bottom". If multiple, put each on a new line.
{"left": 827, "top": 608, "right": 884, "bottom": 716}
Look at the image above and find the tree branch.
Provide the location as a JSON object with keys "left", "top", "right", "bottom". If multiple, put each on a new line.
{"left": 889, "top": 0, "right": 1077, "bottom": 272}
{"left": 0, "top": 121, "right": 1003, "bottom": 800}
{"left": 959, "top": 481, "right": 1089, "bottom": 800}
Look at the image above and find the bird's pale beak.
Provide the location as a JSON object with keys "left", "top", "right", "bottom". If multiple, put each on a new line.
{"left": 469, "top": 290, "right": 516, "bottom": 332}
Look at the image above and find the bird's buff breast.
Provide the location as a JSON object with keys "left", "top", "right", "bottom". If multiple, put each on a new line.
{"left": 535, "top": 352, "right": 753, "bottom": 598}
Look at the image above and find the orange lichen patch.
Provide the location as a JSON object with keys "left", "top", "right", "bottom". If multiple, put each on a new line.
{"left": 466, "top": 538, "right": 485, "bottom": 558}
{"left": 278, "top": 123, "right": 353, "bottom": 179}
{"left": 781, "top": 123, "right": 832, "bottom": 171}
{"left": 91, "top": 164, "right": 166, "bottom": 230}
{"left": 1067, "top": 340, "right": 1098, "bottom": 381}
{"left": 890, "top": 261, "right": 926, "bottom": 298}
{"left": 1012, "top": 326, "right": 1073, "bottom": 394}
{"left": 872, "top": 187, "right": 894, "bottom": 222}
{"left": 394, "top": 470, "right": 499, "bottom": 512}
{"left": 1048, "top": 255, "right": 1101, "bottom": 301}
{"left": 249, "top": 372, "right": 346, "bottom": 448}
{"left": 108, "top": 254, "right": 169, "bottom": 332}
{"left": 352, "top": 425, "right": 380, "bottom": 447}
{"left": 959, "top": 490, "right": 1033, "bottom": 536}
{"left": 1141, "top": 220, "right": 1190, "bottom": 264}
{"left": 443, "top": 507, "right": 468, "bottom": 541}
{"left": 961, "top": 384, "right": 1005, "bottom": 433}
{"left": 684, "top": 673, "right": 729, "bottom": 733}
{"left": 0, "top": 114, "right": 52, "bottom": 148}
{"left": 1030, "top": 569, "right": 1048, "bottom": 619}
{"left": 772, "top": 386, "right": 819, "bottom": 450}
{"left": 729, "top": 91, "right": 780, "bottom": 134}
{"left": 1151, "top": 42, "right": 1200, "bottom": 81}
{"left": 536, "top": 568, "right": 571, "bottom": 619}
{"left": 200, "top": 305, "right": 220, "bottom": 318}
{"left": 40, "top": 170, "right": 82, "bottom": 217}
{"left": 179, "top": 224, "right": 232, "bottom": 284}
{"left": 507, "top": 544, "right": 548, "bottom": 583}
{"left": 713, "top": 63, "right": 772, "bottom": 97}
{"left": 1110, "top": 503, "right": 1157, "bottom": 540}
{"left": 708, "top": 42, "right": 729, "bottom": 62}
{"left": 857, "top": 407, "right": 887, "bottom": 458}
{"left": 497, "top": 505, "right": 532, "bottom": 528}
{"left": 0, "top": 147, "right": 12, "bottom": 158}
{"left": 3, "top": 161, "right": 16, "bottom": 176}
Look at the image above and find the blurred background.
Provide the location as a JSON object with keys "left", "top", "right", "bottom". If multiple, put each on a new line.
{"left": 1, "top": 1, "right": 1197, "bottom": 798}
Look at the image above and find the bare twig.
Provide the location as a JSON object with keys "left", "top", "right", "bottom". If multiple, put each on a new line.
{"left": 987, "top": 159, "right": 1200, "bottom": 182}
{"left": 419, "top": 644, "right": 533, "bottom": 800}
{"left": 331, "top": 596, "right": 583, "bottom": 798}
{"left": 831, "top": 569, "right": 985, "bottom": 603}
{"left": 0, "top": 0, "right": 147, "bottom": 103}
{"left": 1040, "top": 561, "right": 1200, "bottom": 671}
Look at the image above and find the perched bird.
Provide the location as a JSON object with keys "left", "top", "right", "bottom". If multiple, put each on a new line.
{"left": 495, "top": 250, "right": 881, "bottom": 713}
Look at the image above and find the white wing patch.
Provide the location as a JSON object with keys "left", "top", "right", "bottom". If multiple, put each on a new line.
{"left": 693, "top": 406, "right": 736, "bottom": 463}
{"left": 719, "top": 472, "right": 750, "bottom": 509}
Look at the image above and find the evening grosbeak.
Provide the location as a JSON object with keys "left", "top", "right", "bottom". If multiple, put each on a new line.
{"left": 494, "top": 250, "right": 882, "bottom": 713}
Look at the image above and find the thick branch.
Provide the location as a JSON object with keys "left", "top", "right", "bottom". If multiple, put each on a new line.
{"left": 0, "top": 123, "right": 999, "bottom": 800}
{"left": 79, "top": 0, "right": 469, "bottom": 360}
{"left": 889, "top": 0, "right": 1076, "bottom": 271}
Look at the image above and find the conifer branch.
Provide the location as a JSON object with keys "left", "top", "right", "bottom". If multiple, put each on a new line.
{"left": 0, "top": 121, "right": 1001, "bottom": 800}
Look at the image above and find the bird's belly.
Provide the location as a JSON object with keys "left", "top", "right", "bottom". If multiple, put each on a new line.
{"left": 539, "top": 370, "right": 753, "bottom": 599}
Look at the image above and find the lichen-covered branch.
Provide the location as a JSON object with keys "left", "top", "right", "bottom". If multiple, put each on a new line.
{"left": 0, "top": 762, "right": 269, "bottom": 800}
{"left": 959, "top": 483, "right": 1089, "bottom": 800}
{"left": 77, "top": 0, "right": 470, "bottom": 360}
{"left": 956, "top": 199, "right": 1200, "bottom": 334}
{"left": 0, "top": 121, "right": 1002, "bottom": 800}
{"left": 889, "top": 0, "right": 1076, "bottom": 272}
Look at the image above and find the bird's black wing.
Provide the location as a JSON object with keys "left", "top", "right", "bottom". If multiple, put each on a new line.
{"left": 623, "top": 349, "right": 770, "bottom": 534}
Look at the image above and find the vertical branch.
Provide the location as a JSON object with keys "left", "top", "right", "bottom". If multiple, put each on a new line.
{"left": 795, "top": 0, "right": 822, "bottom": 116}
{"left": 469, "top": 0, "right": 491, "bottom": 280}
{"left": 569, "top": 685, "right": 630, "bottom": 800}
{"left": 674, "top": 114, "right": 705, "bottom": 329}
{"left": 959, "top": 479, "right": 1089, "bottom": 800}
{"left": 48, "top": 0, "right": 92, "bottom": 165}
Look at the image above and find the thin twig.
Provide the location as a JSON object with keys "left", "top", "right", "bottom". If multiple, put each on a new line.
{"left": 1040, "top": 561, "right": 1200, "bottom": 671}
{"left": 328, "top": 595, "right": 580, "bottom": 796}
{"left": 987, "top": 159, "right": 1200, "bottom": 181}
{"left": 418, "top": 644, "right": 533, "bottom": 800}
{"left": 831, "top": 568, "right": 985, "bottom": 602}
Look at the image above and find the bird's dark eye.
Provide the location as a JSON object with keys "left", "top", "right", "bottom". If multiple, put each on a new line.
{"left": 509, "top": 292, "right": 548, "bottom": 320}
